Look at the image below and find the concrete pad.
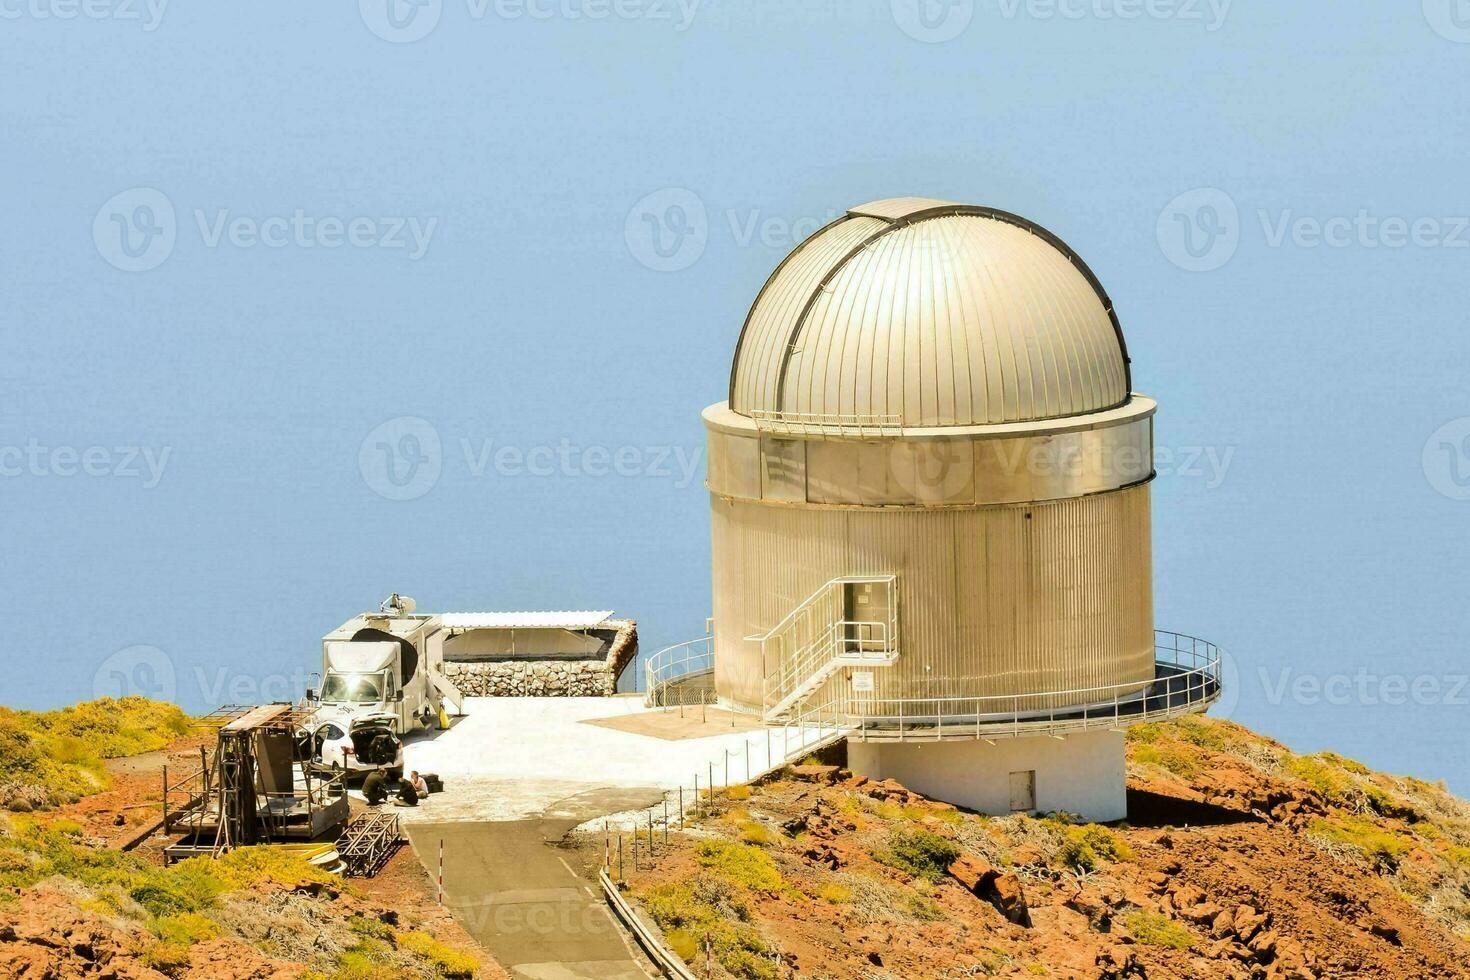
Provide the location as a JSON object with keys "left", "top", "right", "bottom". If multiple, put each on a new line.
{"left": 394, "top": 696, "right": 791, "bottom": 826}
{"left": 580, "top": 707, "right": 763, "bottom": 741}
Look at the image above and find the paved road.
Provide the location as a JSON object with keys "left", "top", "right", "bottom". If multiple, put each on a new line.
{"left": 406, "top": 786, "right": 664, "bottom": 980}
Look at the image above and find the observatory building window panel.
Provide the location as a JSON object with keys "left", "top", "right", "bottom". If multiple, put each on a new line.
{"left": 760, "top": 436, "right": 807, "bottom": 502}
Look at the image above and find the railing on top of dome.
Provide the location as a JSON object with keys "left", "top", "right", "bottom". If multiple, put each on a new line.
{"left": 643, "top": 633, "right": 718, "bottom": 709}
{"left": 744, "top": 409, "right": 903, "bottom": 438}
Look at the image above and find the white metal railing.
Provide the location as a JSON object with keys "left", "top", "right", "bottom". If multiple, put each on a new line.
{"left": 745, "top": 409, "right": 903, "bottom": 438}
{"left": 604, "top": 632, "right": 1223, "bottom": 899}
{"left": 643, "top": 634, "right": 717, "bottom": 708}
{"left": 842, "top": 630, "right": 1222, "bottom": 742}
{"left": 752, "top": 575, "right": 899, "bottom": 720}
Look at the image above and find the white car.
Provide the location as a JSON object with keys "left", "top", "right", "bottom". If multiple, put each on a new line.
{"left": 305, "top": 715, "right": 404, "bottom": 782}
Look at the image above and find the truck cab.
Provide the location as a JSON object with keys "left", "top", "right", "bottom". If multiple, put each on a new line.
{"left": 300, "top": 596, "right": 464, "bottom": 777}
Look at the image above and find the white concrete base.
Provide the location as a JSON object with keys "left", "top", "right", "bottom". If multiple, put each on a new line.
{"left": 846, "top": 729, "right": 1127, "bottom": 822}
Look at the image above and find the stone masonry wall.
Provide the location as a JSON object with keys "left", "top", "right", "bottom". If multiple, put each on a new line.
{"left": 442, "top": 619, "right": 638, "bottom": 698}
{"left": 444, "top": 659, "right": 615, "bottom": 697}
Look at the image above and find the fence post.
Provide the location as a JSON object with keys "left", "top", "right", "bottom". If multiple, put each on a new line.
{"left": 679, "top": 786, "right": 685, "bottom": 829}
{"left": 437, "top": 838, "right": 444, "bottom": 905}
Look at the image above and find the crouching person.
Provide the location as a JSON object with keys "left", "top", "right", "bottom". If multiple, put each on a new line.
{"left": 395, "top": 769, "right": 428, "bottom": 807}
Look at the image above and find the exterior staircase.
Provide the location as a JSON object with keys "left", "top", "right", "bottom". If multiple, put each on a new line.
{"left": 753, "top": 575, "right": 899, "bottom": 723}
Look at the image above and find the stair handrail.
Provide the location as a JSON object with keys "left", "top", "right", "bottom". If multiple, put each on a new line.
{"left": 751, "top": 574, "right": 898, "bottom": 718}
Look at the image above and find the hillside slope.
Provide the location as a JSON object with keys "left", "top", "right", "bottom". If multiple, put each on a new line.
{"left": 607, "top": 716, "right": 1470, "bottom": 979}
{"left": 0, "top": 699, "right": 489, "bottom": 979}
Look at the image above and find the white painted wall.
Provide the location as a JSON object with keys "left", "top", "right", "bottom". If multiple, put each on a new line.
{"left": 846, "top": 729, "right": 1127, "bottom": 822}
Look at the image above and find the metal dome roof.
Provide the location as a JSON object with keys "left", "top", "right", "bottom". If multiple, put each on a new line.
{"left": 728, "top": 197, "right": 1132, "bottom": 429}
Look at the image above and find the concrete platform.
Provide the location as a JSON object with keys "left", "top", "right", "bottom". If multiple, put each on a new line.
{"left": 384, "top": 695, "right": 786, "bottom": 825}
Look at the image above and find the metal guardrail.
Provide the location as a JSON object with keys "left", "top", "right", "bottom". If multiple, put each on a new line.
{"left": 745, "top": 409, "right": 903, "bottom": 438}
{"left": 752, "top": 574, "right": 899, "bottom": 718}
{"left": 840, "top": 631, "right": 1222, "bottom": 740}
{"left": 599, "top": 870, "right": 699, "bottom": 980}
{"left": 643, "top": 634, "right": 717, "bottom": 708}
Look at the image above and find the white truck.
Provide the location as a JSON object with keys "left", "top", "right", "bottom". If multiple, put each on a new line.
{"left": 299, "top": 595, "right": 464, "bottom": 780}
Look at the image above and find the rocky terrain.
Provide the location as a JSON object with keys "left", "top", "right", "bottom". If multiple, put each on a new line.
{"left": 606, "top": 716, "right": 1470, "bottom": 979}
{"left": 0, "top": 698, "right": 489, "bottom": 979}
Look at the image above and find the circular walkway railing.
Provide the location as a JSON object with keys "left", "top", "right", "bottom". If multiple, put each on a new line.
{"left": 646, "top": 629, "right": 1222, "bottom": 739}
{"left": 841, "top": 629, "right": 1222, "bottom": 741}
{"left": 644, "top": 634, "right": 716, "bottom": 708}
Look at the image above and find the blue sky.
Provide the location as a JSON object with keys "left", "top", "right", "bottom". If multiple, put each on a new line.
{"left": 3, "top": 2, "right": 1468, "bottom": 792}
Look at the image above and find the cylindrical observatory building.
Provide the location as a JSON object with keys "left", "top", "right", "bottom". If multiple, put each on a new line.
{"left": 697, "top": 197, "right": 1220, "bottom": 821}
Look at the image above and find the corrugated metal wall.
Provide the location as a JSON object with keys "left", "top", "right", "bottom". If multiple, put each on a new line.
{"left": 711, "top": 485, "right": 1154, "bottom": 713}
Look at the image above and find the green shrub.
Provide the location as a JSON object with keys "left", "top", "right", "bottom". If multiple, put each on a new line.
{"left": 153, "top": 911, "right": 219, "bottom": 946}
{"left": 739, "top": 821, "right": 775, "bottom": 846}
{"left": 816, "top": 883, "right": 851, "bottom": 904}
{"left": 1125, "top": 910, "right": 1195, "bottom": 949}
{"left": 1052, "top": 824, "right": 1133, "bottom": 873}
{"left": 397, "top": 930, "right": 479, "bottom": 978}
{"left": 695, "top": 839, "right": 783, "bottom": 894}
{"left": 1310, "top": 816, "right": 1412, "bottom": 867}
{"left": 875, "top": 829, "right": 960, "bottom": 883}
{"left": 639, "top": 877, "right": 778, "bottom": 980}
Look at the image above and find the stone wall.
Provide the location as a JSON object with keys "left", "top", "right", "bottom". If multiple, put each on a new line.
{"left": 442, "top": 619, "right": 638, "bottom": 698}
{"left": 444, "top": 658, "right": 615, "bottom": 697}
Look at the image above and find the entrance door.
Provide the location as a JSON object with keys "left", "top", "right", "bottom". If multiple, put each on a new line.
{"left": 1009, "top": 770, "right": 1036, "bottom": 813}
{"left": 841, "top": 580, "right": 891, "bottom": 655}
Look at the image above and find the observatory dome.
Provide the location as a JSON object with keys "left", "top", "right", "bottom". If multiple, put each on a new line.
{"left": 728, "top": 197, "right": 1132, "bottom": 428}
